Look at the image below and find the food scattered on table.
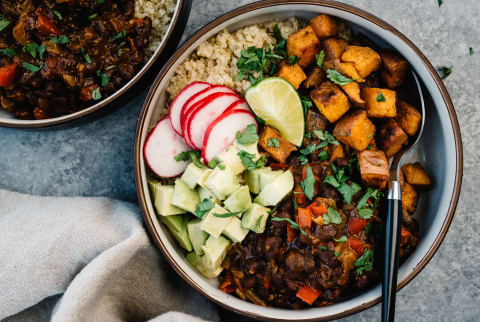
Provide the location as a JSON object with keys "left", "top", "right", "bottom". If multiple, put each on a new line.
{"left": 144, "top": 13, "right": 431, "bottom": 309}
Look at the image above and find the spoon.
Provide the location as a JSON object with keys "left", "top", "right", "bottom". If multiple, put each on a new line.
{"left": 382, "top": 70, "right": 425, "bottom": 322}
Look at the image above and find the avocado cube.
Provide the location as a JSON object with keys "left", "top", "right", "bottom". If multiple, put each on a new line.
{"left": 197, "top": 169, "right": 212, "bottom": 189}
{"left": 244, "top": 167, "right": 272, "bottom": 194}
{"left": 181, "top": 163, "right": 207, "bottom": 190}
{"left": 259, "top": 170, "right": 283, "bottom": 191}
{"left": 234, "top": 140, "right": 259, "bottom": 157}
{"left": 204, "top": 164, "right": 240, "bottom": 200}
{"left": 254, "top": 170, "right": 294, "bottom": 207}
{"left": 200, "top": 204, "right": 233, "bottom": 238}
{"left": 216, "top": 145, "right": 246, "bottom": 175}
{"left": 241, "top": 203, "right": 270, "bottom": 233}
{"left": 159, "top": 215, "right": 193, "bottom": 252}
{"left": 170, "top": 179, "right": 200, "bottom": 214}
{"left": 187, "top": 219, "right": 209, "bottom": 256}
{"left": 186, "top": 252, "right": 223, "bottom": 279}
{"left": 201, "top": 235, "right": 230, "bottom": 271}
{"left": 197, "top": 186, "right": 220, "bottom": 205}
{"left": 223, "top": 216, "right": 249, "bottom": 243}
{"left": 223, "top": 186, "right": 252, "bottom": 214}
{"left": 148, "top": 180, "right": 185, "bottom": 216}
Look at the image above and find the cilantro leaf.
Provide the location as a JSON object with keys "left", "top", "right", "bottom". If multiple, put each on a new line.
{"left": 320, "top": 245, "right": 327, "bottom": 251}
{"left": 376, "top": 92, "right": 386, "bottom": 102}
{"left": 326, "top": 69, "right": 357, "bottom": 85}
{"left": 0, "top": 17, "right": 10, "bottom": 32}
{"left": 316, "top": 50, "right": 325, "bottom": 68}
{"left": 358, "top": 207, "right": 374, "bottom": 219}
{"left": 354, "top": 249, "right": 374, "bottom": 274}
{"left": 23, "top": 43, "right": 38, "bottom": 58}
{"left": 236, "top": 124, "right": 258, "bottom": 145}
{"left": 271, "top": 217, "right": 307, "bottom": 236}
{"left": 323, "top": 175, "right": 339, "bottom": 188}
{"left": 323, "top": 206, "right": 342, "bottom": 225}
{"left": 237, "top": 150, "right": 265, "bottom": 171}
{"left": 22, "top": 62, "right": 43, "bottom": 73}
{"left": 214, "top": 211, "right": 242, "bottom": 218}
{"left": 195, "top": 198, "right": 215, "bottom": 219}
{"left": 50, "top": 35, "right": 69, "bottom": 44}
{"left": 314, "top": 130, "right": 339, "bottom": 145}
{"left": 267, "top": 138, "right": 280, "bottom": 148}
{"left": 288, "top": 55, "right": 299, "bottom": 65}
{"left": 301, "top": 96, "right": 313, "bottom": 116}
{"left": 81, "top": 47, "right": 91, "bottom": 64}
{"left": 437, "top": 66, "right": 452, "bottom": 79}
{"left": 53, "top": 10, "right": 63, "bottom": 20}
{"left": 300, "top": 166, "right": 315, "bottom": 200}
{"left": 298, "top": 154, "right": 308, "bottom": 165}
{"left": 337, "top": 182, "right": 361, "bottom": 205}
{"left": 334, "top": 235, "right": 347, "bottom": 243}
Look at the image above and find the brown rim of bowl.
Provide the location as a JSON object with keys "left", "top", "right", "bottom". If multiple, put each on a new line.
{"left": 134, "top": 0, "right": 463, "bottom": 320}
{"left": 0, "top": 0, "right": 188, "bottom": 129}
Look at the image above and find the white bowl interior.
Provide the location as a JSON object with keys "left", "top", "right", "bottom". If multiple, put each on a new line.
{"left": 138, "top": 4, "right": 458, "bottom": 320}
{"left": 0, "top": 0, "right": 182, "bottom": 126}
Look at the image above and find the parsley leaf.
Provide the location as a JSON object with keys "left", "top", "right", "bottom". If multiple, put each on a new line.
{"left": 323, "top": 206, "right": 342, "bottom": 225}
{"left": 91, "top": 87, "right": 102, "bottom": 100}
{"left": 334, "top": 235, "right": 347, "bottom": 243}
{"left": 214, "top": 211, "right": 242, "bottom": 218}
{"left": 271, "top": 217, "right": 307, "bottom": 236}
{"left": 267, "top": 138, "right": 280, "bottom": 148}
{"left": 300, "top": 166, "right": 316, "bottom": 200}
{"left": 0, "top": 17, "right": 10, "bottom": 32}
{"left": 326, "top": 69, "right": 357, "bottom": 85}
{"left": 354, "top": 249, "right": 374, "bottom": 274}
{"left": 376, "top": 92, "right": 386, "bottom": 102}
{"left": 237, "top": 150, "right": 265, "bottom": 171}
{"left": 236, "top": 124, "right": 258, "bottom": 145}
{"left": 23, "top": 43, "right": 38, "bottom": 58}
{"left": 437, "top": 66, "right": 452, "bottom": 79}
{"left": 195, "top": 198, "right": 214, "bottom": 219}
{"left": 316, "top": 50, "right": 325, "bottom": 68}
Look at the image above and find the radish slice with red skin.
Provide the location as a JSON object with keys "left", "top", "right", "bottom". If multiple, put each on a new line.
{"left": 202, "top": 110, "right": 257, "bottom": 163}
{"left": 144, "top": 115, "right": 190, "bottom": 178}
{"left": 186, "top": 93, "right": 242, "bottom": 149}
{"left": 169, "top": 81, "right": 210, "bottom": 135}
{"left": 223, "top": 99, "right": 251, "bottom": 114}
{"left": 180, "top": 85, "right": 236, "bottom": 134}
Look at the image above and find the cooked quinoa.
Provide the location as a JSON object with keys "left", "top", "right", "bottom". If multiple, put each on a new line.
{"left": 166, "top": 17, "right": 302, "bottom": 99}
{"left": 135, "top": 0, "right": 177, "bottom": 57}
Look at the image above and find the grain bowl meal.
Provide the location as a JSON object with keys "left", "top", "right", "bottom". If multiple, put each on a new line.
{"left": 144, "top": 13, "right": 432, "bottom": 309}
{"left": 0, "top": 0, "right": 176, "bottom": 120}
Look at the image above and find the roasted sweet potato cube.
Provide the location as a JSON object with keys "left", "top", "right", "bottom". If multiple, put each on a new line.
{"left": 324, "top": 59, "right": 363, "bottom": 81}
{"left": 377, "top": 119, "right": 408, "bottom": 157}
{"left": 333, "top": 110, "right": 376, "bottom": 151}
{"left": 402, "top": 162, "right": 431, "bottom": 187}
{"left": 380, "top": 49, "right": 409, "bottom": 88}
{"left": 402, "top": 181, "right": 418, "bottom": 213}
{"left": 310, "top": 81, "right": 350, "bottom": 123}
{"left": 327, "top": 143, "right": 345, "bottom": 161}
{"left": 395, "top": 100, "right": 422, "bottom": 136}
{"left": 357, "top": 150, "right": 389, "bottom": 189}
{"left": 361, "top": 87, "right": 397, "bottom": 118}
{"left": 323, "top": 38, "right": 348, "bottom": 61}
{"left": 258, "top": 125, "right": 297, "bottom": 163}
{"left": 304, "top": 66, "right": 325, "bottom": 89}
{"left": 287, "top": 25, "right": 321, "bottom": 68}
{"left": 341, "top": 81, "right": 365, "bottom": 108}
{"left": 306, "top": 109, "right": 328, "bottom": 134}
{"left": 276, "top": 61, "right": 306, "bottom": 90}
{"left": 367, "top": 137, "right": 377, "bottom": 151}
{"left": 310, "top": 14, "right": 338, "bottom": 39}
{"left": 341, "top": 46, "right": 381, "bottom": 78}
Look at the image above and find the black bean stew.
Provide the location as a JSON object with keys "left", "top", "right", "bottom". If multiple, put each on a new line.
{"left": 0, "top": 0, "right": 151, "bottom": 119}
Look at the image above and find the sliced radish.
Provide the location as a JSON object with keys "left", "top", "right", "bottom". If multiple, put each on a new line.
{"left": 144, "top": 115, "right": 190, "bottom": 178}
{"left": 169, "top": 81, "right": 210, "bottom": 135}
{"left": 202, "top": 110, "right": 257, "bottom": 163}
{"left": 223, "top": 99, "right": 251, "bottom": 114}
{"left": 180, "top": 85, "right": 236, "bottom": 133}
{"left": 186, "top": 93, "right": 242, "bottom": 149}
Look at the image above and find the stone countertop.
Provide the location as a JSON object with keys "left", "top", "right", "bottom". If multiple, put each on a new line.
{"left": 0, "top": 0, "right": 478, "bottom": 321}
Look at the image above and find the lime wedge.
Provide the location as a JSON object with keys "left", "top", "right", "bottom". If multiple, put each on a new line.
{"left": 245, "top": 77, "right": 304, "bottom": 146}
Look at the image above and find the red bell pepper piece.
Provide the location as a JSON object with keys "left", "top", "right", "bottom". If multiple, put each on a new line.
{"left": 36, "top": 13, "right": 61, "bottom": 35}
{"left": 311, "top": 202, "right": 327, "bottom": 217}
{"left": 0, "top": 64, "right": 17, "bottom": 87}
{"left": 347, "top": 238, "right": 365, "bottom": 255}
{"left": 348, "top": 217, "right": 367, "bottom": 235}
{"left": 296, "top": 285, "right": 322, "bottom": 305}
{"left": 400, "top": 227, "right": 412, "bottom": 244}
{"left": 270, "top": 163, "right": 288, "bottom": 170}
{"left": 287, "top": 223, "right": 297, "bottom": 242}
{"left": 297, "top": 207, "right": 312, "bottom": 230}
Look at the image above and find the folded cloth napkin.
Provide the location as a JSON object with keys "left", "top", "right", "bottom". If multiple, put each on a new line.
{"left": 0, "top": 190, "right": 219, "bottom": 322}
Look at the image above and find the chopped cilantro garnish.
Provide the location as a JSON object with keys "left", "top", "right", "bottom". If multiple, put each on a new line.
{"left": 0, "top": 47, "right": 16, "bottom": 57}
{"left": 316, "top": 50, "right": 325, "bottom": 68}
{"left": 0, "top": 17, "right": 10, "bottom": 32}
{"left": 214, "top": 211, "right": 242, "bottom": 218}
{"left": 50, "top": 35, "right": 69, "bottom": 44}
{"left": 271, "top": 217, "right": 307, "bottom": 236}
{"left": 437, "top": 66, "right": 452, "bottom": 79}
{"left": 236, "top": 124, "right": 258, "bottom": 145}
{"left": 323, "top": 206, "right": 342, "bottom": 225}
{"left": 53, "top": 10, "right": 63, "bottom": 20}
{"left": 91, "top": 87, "right": 102, "bottom": 100}
{"left": 334, "top": 235, "right": 347, "bottom": 243}
{"left": 237, "top": 150, "right": 265, "bottom": 171}
{"left": 267, "top": 138, "right": 280, "bottom": 148}
{"left": 326, "top": 69, "right": 357, "bottom": 85}
{"left": 354, "top": 249, "right": 374, "bottom": 274}
{"left": 288, "top": 55, "right": 299, "bottom": 65}
{"left": 300, "top": 166, "right": 315, "bottom": 200}
{"left": 22, "top": 62, "right": 43, "bottom": 73}
{"left": 376, "top": 92, "right": 386, "bottom": 102}
{"left": 23, "top": 43, "right": 38, "bottom": 58}
{"left": 195, "top": 198, "right": 214, "bottom": 219}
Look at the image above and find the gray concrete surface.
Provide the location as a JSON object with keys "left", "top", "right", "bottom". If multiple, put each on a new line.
{"left": 1, "top": 0, "right": 479, "bottom": 321}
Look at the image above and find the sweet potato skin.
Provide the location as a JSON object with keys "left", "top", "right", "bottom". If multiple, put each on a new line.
{"left": 402, "top": 181, "right": 418, "bottom": 213}
{"left": 402, "top": 162, "right": 431, "bottom": 187}
{"left": 341, "top": 81, "right": 365, "bottom": 108}
{"left": 287, "top": 25, "right": 321, "bottom": 68}
{"left": 361, "top": 87, "right": 397, "bottom": 118}
{"left": 310, "top": 14, "right": 338, "bottom": 39}
{"left": 380, "top": 49, "right": 409, "bottom": 88}
{"left": 377, "top": 119, "right": 408, "bottom": 157}
{"left": 310, "top": 81, "right": 350, "bottom": 123}
{"left": 357, "top": 150, "right": 389, "bottom": 189}
{"left": 327, "top": 143, "right": 345, "bottom": 162}
{"left": 341, "top": 46, "right": 381, "bottom": 78}
{"left": 258, "top": 125, "right": 297, "bottom": 163}
{"left": 395, "top": 100, "right": 422, "bottom": 136}
{"left": 304, "top": 66, "right": 325, "bottom": 89}
{"left": 333, "top": 110, "right": 376, "bottom": 151}
{"left": 324, "top": 59, "right": 362, "bottom": 81}
{"left": 276, "top": 61, "right": 306, "bottom": 90}
{"left": 323, "top": 38, "right": 347, "bottom": 61}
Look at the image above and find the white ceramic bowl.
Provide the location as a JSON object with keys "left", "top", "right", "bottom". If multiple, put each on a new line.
{"left": 134, "top": 1, "right": 462, "bottom": 320}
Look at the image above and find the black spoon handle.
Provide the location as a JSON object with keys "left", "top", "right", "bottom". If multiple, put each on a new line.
{"left": 382, "top": 181, "right": 402, "bottom": 322}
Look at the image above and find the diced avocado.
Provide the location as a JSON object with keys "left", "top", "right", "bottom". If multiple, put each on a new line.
{"left": 254, "top": 170, "right": 294, "bottom": 207}
{"left": 204, "top": 164, "right": 240, "bottom": 200}
{"left": 223, "top": 216, "right": 249, "bottom": 243}
{"left": 197, "top": 169, "right": 212, "bottom": 189}
{"left": 170, "top": 179, "right": 200, "bottom": 214}
{"left": 197, "top": 186, "right": 220, "bottom": 205}
{"left": 147, "top": 179, "right": 185, "bottom": 216}
{"left": 234, "top": 140, "right": 259, "bottom": 157}
{"left": 259, "top": 170, "right": 283, "bottom": 191}
{"left": 241, "top": 203, "right": 270, "bottom": 233}
{"left": 181, "top": 163, "right": 207, "bottom": 190}
{"left": 201, "top": 235, "right": 230, "bottom": 271}
{"left": 187, "top": 219, "right": 209, "bottom": 255}
{"left": 223, "top": 185, "right": 252, "bottom": 214}
{"left": 186, "top": 252, "right": 223, "bottom": 278}
{"left": 216, "top": 145, "right": 245, "bottom": 175}
{"left": 200, "top": 204, "right": 233, "bottom": 238}
{"left": 244, "top": 167, "right": 272, "bottom": 194}
{"left": 160, "top": 215, "right": 192, "bottom": 252}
